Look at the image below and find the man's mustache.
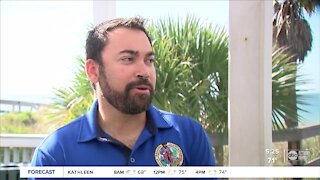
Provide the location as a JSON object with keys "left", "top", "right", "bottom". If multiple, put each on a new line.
{"left": 125, "top": 79, "right": 154, "bottom": 92}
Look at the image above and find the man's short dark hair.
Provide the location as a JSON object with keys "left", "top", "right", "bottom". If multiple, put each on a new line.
{"left": 86, "top": 17, "right": 152, "bottom": 66}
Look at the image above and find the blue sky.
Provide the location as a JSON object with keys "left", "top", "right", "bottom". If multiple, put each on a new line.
{"left": 0, "top": 1, "right": 319, "bottom": 104}
{"left": 297, "top": 10, "right": 320, "bottom": 93}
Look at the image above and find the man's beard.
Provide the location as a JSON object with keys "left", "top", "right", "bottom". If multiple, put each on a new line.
{"left": 98, "top": 69, "right": 154, "bottom": 114}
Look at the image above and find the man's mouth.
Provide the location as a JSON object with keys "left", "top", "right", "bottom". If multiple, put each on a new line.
{"left": 132, "top": 85, "right": 151, "bottom": 94}
{"left": 135, "top": 85, "right": 150, "bottom": 90}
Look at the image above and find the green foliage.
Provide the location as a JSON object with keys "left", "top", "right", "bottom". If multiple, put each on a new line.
{"left": 50, "top": 57, "right": 93, "bottom": 125}
{"left": 272, "top": 47, "right": 309, "bottom": 130}
{"left": 1, "top": 112, "right": 34, "bottom": 125}
{"left": 149, "top": 16, "right": 228, "bottom": 133}
{"left": 0, "top": 110, "right": 50, "bottom": 134}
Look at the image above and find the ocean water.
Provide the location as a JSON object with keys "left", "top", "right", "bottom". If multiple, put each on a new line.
{"left": 297, "top": 93, "right": 320, "bottom": 126}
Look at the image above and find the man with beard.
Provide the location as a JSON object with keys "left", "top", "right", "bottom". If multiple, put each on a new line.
{"left": 30, "top": 17, "right": 215, "bottom": 176}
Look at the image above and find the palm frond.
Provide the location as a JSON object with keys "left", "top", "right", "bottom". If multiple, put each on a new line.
{"left": 272, "top": 46, "right": 310, "bottom": 130}
{"left": 149, "top": 15, "right": 229, "bottom": 133}
{"left": 273, "top": 0, "right": 313, "bottom": 62}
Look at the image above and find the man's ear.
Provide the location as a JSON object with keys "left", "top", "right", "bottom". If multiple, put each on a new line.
{"left": 85, "top": 59, "right": 99, "bottom": 84}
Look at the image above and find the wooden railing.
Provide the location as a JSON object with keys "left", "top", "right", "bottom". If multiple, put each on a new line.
{"left": 209, "top": 124, "right": 320, "bottom": 166}
{"left": 208, "top": 124, "right": 320, "bottom": 145}
{"left": 0, "top": 134, "right": 47, "bottom": 164}
{"left": 0, "top": 124, "right": 319, "bottom": 165}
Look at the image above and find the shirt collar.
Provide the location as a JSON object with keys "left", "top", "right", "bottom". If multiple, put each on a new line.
{"left": 77, "top": 99, "right": 173, "bottom": 143}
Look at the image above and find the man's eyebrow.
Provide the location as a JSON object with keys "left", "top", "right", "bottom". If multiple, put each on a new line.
{"left": 119, "top": 50, "right": 138, "bottom": 55}
{"left": 146, "top": 51, "right": 155, "bottom": 57}
{"left": 118, "top": 50, "right": 155, "bottom": 57}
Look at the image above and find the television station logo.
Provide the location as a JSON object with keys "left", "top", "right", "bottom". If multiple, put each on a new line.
{"left": 287, "top": 150, "right": 310, "bottom": 161}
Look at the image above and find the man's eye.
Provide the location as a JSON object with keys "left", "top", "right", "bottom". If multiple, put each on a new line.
{"left": 147, "top": 58, "right": 155, "bottom": 64}
{"left": 121, "top": 57, "right": 134, "bottom": 62}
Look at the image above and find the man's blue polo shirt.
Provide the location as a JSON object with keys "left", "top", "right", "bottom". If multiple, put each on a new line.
{"left": 31, "top": 100, "right": 215, "bottom": 169}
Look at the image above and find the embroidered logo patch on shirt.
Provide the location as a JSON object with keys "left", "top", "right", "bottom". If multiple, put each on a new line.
{"left": 154, "top": 142, "right": 183, "bottom": 166}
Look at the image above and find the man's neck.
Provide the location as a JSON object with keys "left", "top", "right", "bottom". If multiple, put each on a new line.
{"left": 97, "top": 98, "right": 147, "bottom": 149}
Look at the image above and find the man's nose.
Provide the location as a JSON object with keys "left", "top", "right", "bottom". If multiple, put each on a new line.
{"left": 137, "top": 74, "right": 149, "bottom": 79}
{"left": 135, "top": 61, "right": 150, "bottom": 80}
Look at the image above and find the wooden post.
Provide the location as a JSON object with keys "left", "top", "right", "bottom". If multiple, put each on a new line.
{"left": 4, "top": 147, "right": 10, "bottom": 163}
{"left": 18, "top": 102, "right": 21, "bottom": 112}
{"left": 13, "top": 147, "right": 19, "bottom": 163}
{"left": 229, "top": 0, "right": 273, "bottom": 170}
{"left": 22, "top": 148, "right": 30, "bottom": 163}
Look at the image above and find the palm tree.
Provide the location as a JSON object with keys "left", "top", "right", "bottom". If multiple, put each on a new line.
{"left": 48, "top": 57, "right": 93, "bottom": 126}
{"left": 272, "top": 46, "right": 309, "bottom": 130}
{"left": 273, "top": 0, "right": 319, "bottom": 164}
{"left": 150, "top": 16, "right": 229, "bottom": 133}
{"left": 273, "top": 0, "right": 316, "bottom": 62}
{"left": 149, "top": 16, "right": 229, "bottom": 165}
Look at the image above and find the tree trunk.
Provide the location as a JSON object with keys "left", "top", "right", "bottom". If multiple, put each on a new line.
{"left": 284, "top": 70, "right": 302, "bottom": 180}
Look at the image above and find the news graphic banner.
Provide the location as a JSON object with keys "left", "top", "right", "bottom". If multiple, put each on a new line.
{"left": 21, "top": 166, "right": 320, "bottom": 178}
